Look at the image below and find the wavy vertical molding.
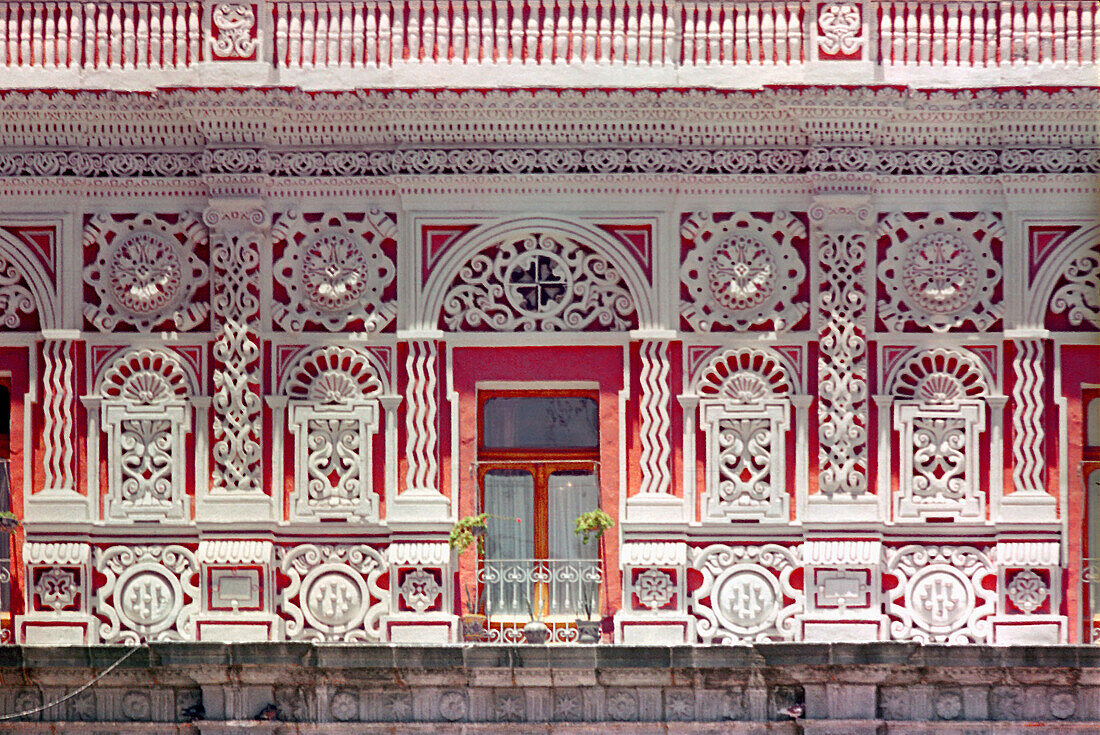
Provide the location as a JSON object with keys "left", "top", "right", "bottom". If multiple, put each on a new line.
{"left": 807, "top": 197, "right": 878, "bottom": 521}
{"left": 200, "top": 200, "right": 270, "bottom": 520}
{"left": 41, "top": 338, "right": 75, "bottom": 492}
{"left": 1011, "top": 338, "right": 1045, "bottom": 494}
{"left": 405, "top": 339, "right": 439, "bottom": 494}
{"left": 390, "top": 338, "right": 450, "bottom": 523}
{"left": 1001, "top": 336, "right": 1056, "bottom": 522}
{"left": 638, "top": 339, "right": 671, "bottom": 495}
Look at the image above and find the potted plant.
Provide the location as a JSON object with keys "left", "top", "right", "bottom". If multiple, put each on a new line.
{"left": 522, "top": 587, "right": 550, "bottom": 644}
{"left": 575, "top": 589, "right": 601, "bottom": 644}
{"left": 0, "top": 511, "right": 18, "bottom": 532}
{"left": 450, "top": 514, "right": 491, "bottom": 641}
{"left": 573, "top": 508, "right": 614, "bottom": 643}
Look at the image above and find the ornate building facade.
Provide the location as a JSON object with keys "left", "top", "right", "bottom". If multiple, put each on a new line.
{"left": 0, "top": 0, "right": 1097, "bottom": 658}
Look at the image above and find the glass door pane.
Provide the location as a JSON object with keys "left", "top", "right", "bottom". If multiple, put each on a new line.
{"left": 483, "top": 469, "right": 534, "bottom": 615}
{"left": 548, "top": 470, "right": 600, "bottom": 616}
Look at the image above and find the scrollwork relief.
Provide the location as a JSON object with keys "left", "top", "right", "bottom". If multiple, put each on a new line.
{"left": 277, "top": 544, "right": 389, "bottom": 642}
{"left": 441, "top": 231, "right": 637, "bottom": 331}
{"left": 884, "top": 545, "right": 995, "bottom": 644}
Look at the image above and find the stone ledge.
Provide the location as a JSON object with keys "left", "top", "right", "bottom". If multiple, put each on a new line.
{"left": 0, "top": 643, "right": 1097, "bottom": 727}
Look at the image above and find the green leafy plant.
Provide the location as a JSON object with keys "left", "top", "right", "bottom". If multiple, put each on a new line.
{"left": 574, "top": 508, "right": 614, "bottom": 545}
{"left": 449, "top": 513, "right": 490, "bottom": 555}
{"left": 449, "top": 513, "right": 522, "bottom": 555}
{"left": 0, "top": 511, "right": 18, "bottom": 532}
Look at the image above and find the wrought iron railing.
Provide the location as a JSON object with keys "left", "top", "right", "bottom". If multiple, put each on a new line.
{"left": 0, "top": 459, "right": 11, "bottom": 644}
{"left": 1083, "top": 557, "right": 1100, "bottom": 643}
{"left": 478, "top": 557, "right": 602, "bottom": 619}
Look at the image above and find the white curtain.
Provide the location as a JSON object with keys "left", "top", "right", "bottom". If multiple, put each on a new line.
{"left": 549, "top": 471, "right": 599, "bottom": 560}
{"left": 484, "top": 470, "right": 534, "bottom": 560}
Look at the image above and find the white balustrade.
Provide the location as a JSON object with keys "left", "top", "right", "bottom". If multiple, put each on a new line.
{"left": 0, "top": 0, "right": 201, "bottom": 67}
{"left": 0, "top": 0, "right": 1096, "bottom": 70}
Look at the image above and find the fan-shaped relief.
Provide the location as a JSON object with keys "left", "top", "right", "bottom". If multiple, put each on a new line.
{"left": 440, "top": 231, "right": 637, "bottom": 331}
{"left": 94, "top": 545, "right": 200, "bottom": 643}
{"left": 277, "top": 544, "right": 389, "bottom": 642}
{"left": 689, "top": 544, "right": 803, "bottom": 643}
{"left": 283, "top": 347, "right": 385, "bottom": 522}
{"left": 694, "top": 350, "right": 794, "bottom": 522}
{"left": 83, "top": 212, "right": 209, "bottom": 332}
{"left": 96, "top": 349, "right": 196, "bottom": 523}
{"left": 884, "top": 545, "right": 995, "bottom": 644}
{"left": 878, "top": 212, "right": 1003, "bottom": 332}
{"left": 887, "top": 349, "right": 991, "bottom": 521}
{"left": 1048, "top": 239, "right": 1100, "bottom": 330}
{"left": 272, "top": 210, "right": 397, "bottom": 332}
{"left": 680, "top": 211, "right": 808, "bottom": 332}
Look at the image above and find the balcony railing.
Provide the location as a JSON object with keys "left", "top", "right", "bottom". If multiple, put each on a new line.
{"left": 0, "top": 460, "right": 10, "bottom": 644}
{"left": 1084, "top": 556, "right": 1100, "bottom": 643}
{"left": 479, "top": 557, "right": 602, "bottom": 617}
{"left": 0, "top": 1, "right": 1095, "bottom": 75}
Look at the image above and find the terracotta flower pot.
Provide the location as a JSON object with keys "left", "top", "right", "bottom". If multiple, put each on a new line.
{"left": 461, "top": 614, "right": 489, "bottom": 642}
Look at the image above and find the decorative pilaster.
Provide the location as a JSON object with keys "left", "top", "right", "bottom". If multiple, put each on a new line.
{"left": 388, "top": 337, "right": 449, "bottom": 522}
{"left": 25, "top": 332, "right": 91, "bottom": 522}
{"left": 199, "top": 199, "right": 271, "bottom": 521}
{"left": 1003, "top": 334, "right": 1057, "bottom": 521}
{"left": 626, "top": 336, "right": 684, "bottom": 523}
{"left": 807, "top": 196, "right": 878, "bottom": 521}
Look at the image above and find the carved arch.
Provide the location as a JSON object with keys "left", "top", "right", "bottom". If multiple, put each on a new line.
{"left": 692, "top": 347, "right": 797, "bottom": 398}
{"left": 96, "top": 348, "right": 197, "bottom": 402}
{"left": 421, "top": 217, "right": 654, "bottom": 330}
{"left": 1025, "top": 223, "right": 1100, "bottom": 329}
{"left": 278, "top": 345, "right": 389, "bottom": 398}
{"left": 0, "top": 225, "right": 58, "bottom": 329}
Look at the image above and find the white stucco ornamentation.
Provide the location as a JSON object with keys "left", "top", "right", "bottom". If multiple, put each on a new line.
{"left": 95, "top": 545, "right": 200, "bottom": 643}
{"left": 680, "top": 211, "right": 807, "bottom": 332}
{"left": 441, "top": 231, "right": 636, "bottom": 331}
{"left": 878, "top": 212, "right": 1003, "bottom": 332}
{"left": 211, "top": 3, "right": 258, "bottom": 58}
{"left": 890, "top": 348, "right": 990, "bottom": 520}
{"left": 1049, "top": 241, "right": 1100, "bottom": 328}
{"left": 272, "top": 210, "right": 397, "bottom": 332}
{"left": 0, "top": 252, "right": 36, "bottom": 328}
{"left": 278, "top": 544, "right": 389, "bottom": 642}
{"left": 884, "top": 545, "right": 995, "bottom": 644}
{"left": 83, "top": 212, "right": 209, "bottom": 332}
{"left": 690, "top": 544, "right": 803, "bottom": 643}
{"left": 694, "top": 349, "right": 792, "bottom": 521}
{"left": 817, "top": 2, "right": 863, "bottom": 56}
{"left": 283, "top": 346, "right": 384, "bottom": 522}
{"left": 98, "top": 349, "right": 194, "bottom": 522}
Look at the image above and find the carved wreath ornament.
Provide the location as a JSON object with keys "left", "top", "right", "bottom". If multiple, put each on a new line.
{"left": 681, "top": 212, "right": 807, "bottom": 331}
{"left": 441, "top": 231, "right": 637, "bottom": 331}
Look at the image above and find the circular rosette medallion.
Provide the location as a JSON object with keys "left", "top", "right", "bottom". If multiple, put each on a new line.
{"left": 905, "top": 564, "right": 975, "bottom": 634}
{"left": 301, "top": 564, "right": 369, "bottom": 633}
{"left": 301, "top": 232, "right": 381, "bottom": 313}
{"left": 901, "top": 232, "right": 978, "bottom": 316}
{"left": 707, "top": 235, "right": 777, "bottom": 312}
{"left": 712, "top": 564, "right": 782, "bottom": 635}
{"left": 109, "top": 231, "right": 184, "bottom": 315}
{"left": 680, "top": 212, "right": 807, "bottom": 332}
{"left": 115, "top": 564, "right": 183, "bottom": 635}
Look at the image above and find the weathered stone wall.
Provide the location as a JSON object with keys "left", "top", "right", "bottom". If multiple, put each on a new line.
{"left": 0, "top": 643, "right": 1098, "bottom": 733}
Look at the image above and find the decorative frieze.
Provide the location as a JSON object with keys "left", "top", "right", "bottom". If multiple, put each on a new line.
{"left": 277, "top": 544, "right": 389, "bottom": 643}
